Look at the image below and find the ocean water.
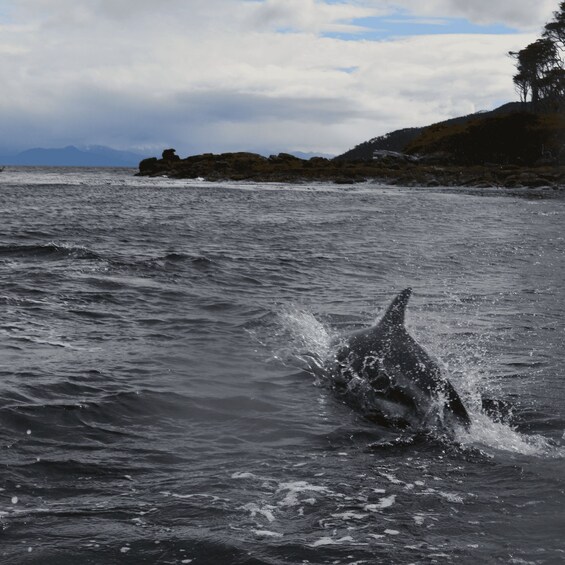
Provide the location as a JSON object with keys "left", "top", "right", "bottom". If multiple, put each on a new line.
{"left": 0, "top": 167, "right": 564, "bottom": 564}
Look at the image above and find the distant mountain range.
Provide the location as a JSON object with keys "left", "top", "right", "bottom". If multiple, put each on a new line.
{"left": 0, "top": 145, "right": 150, "bottom": 167}
{"left": 289, "top": 151, "right": 335, "bottom": 160}
{"left": 0, "top": 145, "right": 335, "bottom": 168}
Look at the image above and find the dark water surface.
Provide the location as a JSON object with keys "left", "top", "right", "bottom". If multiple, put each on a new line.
{"left": 0, "top": 167, "right": 564, "bottom": 564}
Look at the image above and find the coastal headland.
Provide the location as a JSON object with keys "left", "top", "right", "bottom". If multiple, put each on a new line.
{"left": 138, "top": 150, "right": 564, "bottom": 189}
{"left": 137, "top": 108, "right": 564, "bottom": 189}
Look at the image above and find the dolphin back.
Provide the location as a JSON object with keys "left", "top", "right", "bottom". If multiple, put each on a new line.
{"left": 379, "top": 287, "right": 412, "bottom": 328}
{"left": 332, "top": 287, "right": 472, "bottom": 432}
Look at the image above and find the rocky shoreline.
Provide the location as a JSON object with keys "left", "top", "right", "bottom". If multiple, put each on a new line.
{"left": 137, "top": 150, "right": 565, "bottom": 190}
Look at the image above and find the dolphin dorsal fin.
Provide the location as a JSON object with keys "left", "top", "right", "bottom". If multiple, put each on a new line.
{"left": 381, "top": 288, "right": 412, "bottom": 327}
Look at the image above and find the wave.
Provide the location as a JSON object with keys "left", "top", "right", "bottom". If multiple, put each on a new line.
{"left": 141, "top": 253, "right": 216, "bottom": 273}
{"left": 0, "top": 244, "right": 249, "bottom": 288}
{"left": 163, "top": 252, "right": 214, "bottom": 267}
{"left": 0, "top": 243, "right": 101, "bottom": 261}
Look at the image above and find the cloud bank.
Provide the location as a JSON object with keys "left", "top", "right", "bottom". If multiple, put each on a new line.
{"left": 0, "top": 0, "right": 556, "bottom": 156}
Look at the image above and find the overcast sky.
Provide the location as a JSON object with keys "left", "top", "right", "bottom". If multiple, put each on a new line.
{"left": 0, "top": 0, "right": 558, "bottom": 156}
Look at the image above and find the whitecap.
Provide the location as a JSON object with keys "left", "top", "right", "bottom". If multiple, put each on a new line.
{"left": 241, "top": 503, "right": 276, "bottom": 522}
{"left": 252, "top": 530, "right": 283, "bottom": 538}
{"left": 231, "top": 472, "right": 257, "bottom": 479}
{"left": 364, "top": 494, "right": 396, "bottom": 511}
{"left": 331, "top": 511, "right": 368, "bottom": 520}
{"left": 309, "top": 536, "right": 354, "bottom": 547}
{"left": 379, "top": 472, "right": 403, "bottom": 485}
{"left": 277, "top": 481, "right": 331, "bottom": 507}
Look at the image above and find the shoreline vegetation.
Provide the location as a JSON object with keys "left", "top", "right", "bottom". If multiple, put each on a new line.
{"left": 138, "top": 5, "right": 565, "bottom": 190}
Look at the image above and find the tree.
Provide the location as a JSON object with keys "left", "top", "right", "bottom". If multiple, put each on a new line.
{"left": 543, "top": 1, "right": 565, "bottom": 57}
{"left": 510, "top": 3, "right": 565, "bottom": 110}
{"left": 512, "top": 70, "right": 530, "bottom": 104}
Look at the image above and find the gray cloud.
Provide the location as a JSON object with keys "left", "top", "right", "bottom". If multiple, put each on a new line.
{"left": 174, "top": 90, "right": 368, "bottom": 123}
{"left": 0, "top": 0, "right": 546, "bottom": 156}
{"left": 0, "top": 83, "right": 376, "bottom": 154}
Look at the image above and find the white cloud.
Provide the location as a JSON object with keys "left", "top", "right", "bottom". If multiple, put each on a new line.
{"left": 0, "top": 0, "right": 553, "bottom": 156}
{"left": 247, "top": 0, "right": 378, "bottom": 33}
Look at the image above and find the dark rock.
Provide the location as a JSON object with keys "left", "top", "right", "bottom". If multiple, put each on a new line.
{"left": 504, "top": 173, "right": 552, "bottom": 188}
{"left": 139, "top": 157, "right": 158, "bottom": 174}
{"left": 268, "top": 152, "right": 302, "bottom": 163}
{"left": 162, "top": 148, "right": 180, "bottom": 161}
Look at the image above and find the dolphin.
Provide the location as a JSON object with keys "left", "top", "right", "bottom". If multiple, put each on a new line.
{"left": 328, "top": 288, "right": 471, "bottom": 432}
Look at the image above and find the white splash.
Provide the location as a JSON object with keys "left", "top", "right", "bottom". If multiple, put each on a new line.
{"left": 277, "top": 481, "right": 331, "bottom": 507}
{"left": 413, "top": 305, "right": 563, "bottom": 459}
{"left": 241, "top": 503, "right": 277, "bottom": 523}
{"left": 457, "top": 412, "right": 563, "bottom": 458}
{"left": 276, "top": 306, "right": 334, "bottom": 372}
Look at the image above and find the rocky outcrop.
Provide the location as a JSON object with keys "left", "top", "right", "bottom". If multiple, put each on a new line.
{"left": 162, "top": 148, "right": 180, "bottom": 161}
{"left": 137, "top": 149, "right": 565, "bottom": 190}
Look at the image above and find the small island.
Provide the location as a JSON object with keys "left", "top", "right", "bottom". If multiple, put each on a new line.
{"left": 137, "top": 6, "right": 565, "bottom": 190}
